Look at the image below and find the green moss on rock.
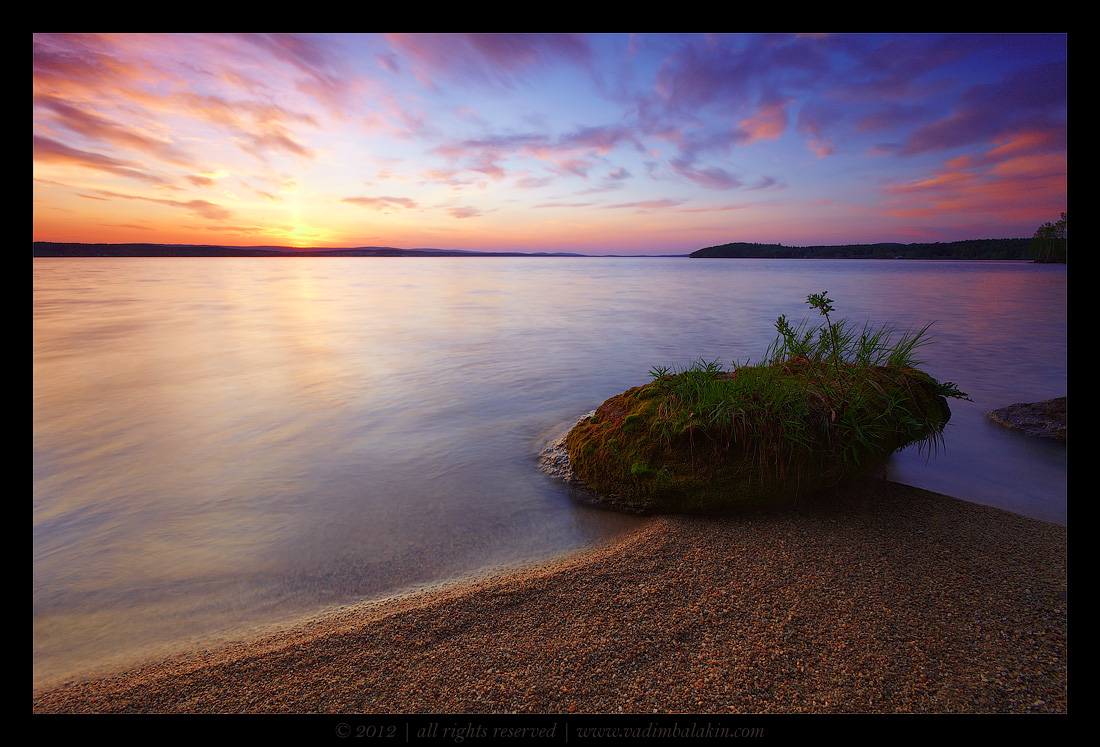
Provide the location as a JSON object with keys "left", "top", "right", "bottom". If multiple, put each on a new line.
{"left": 564, "top": 361, "right": 953, "bottom": 514}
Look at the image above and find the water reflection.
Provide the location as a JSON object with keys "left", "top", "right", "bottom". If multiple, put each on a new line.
{"left": 33, "top": 257, "right": 1066, "bottom": 687}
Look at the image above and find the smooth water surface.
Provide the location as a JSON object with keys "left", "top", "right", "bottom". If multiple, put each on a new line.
{"left": 33, "top": 257, "right": 1067, "bottom": 687}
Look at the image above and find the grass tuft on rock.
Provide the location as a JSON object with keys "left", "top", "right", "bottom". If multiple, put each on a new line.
{"left": 564, "top": 292, "right": 970, "bottom": 513}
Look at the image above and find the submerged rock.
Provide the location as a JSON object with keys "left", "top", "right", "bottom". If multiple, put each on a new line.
{"left": 538, "top": 410, "right": 595, "bottom": 486}
{"left": 987, "top": 397, "right": 1067, "bottom": 442}
{"left": 559, "top": 360, "right": 954, "bottom": 514}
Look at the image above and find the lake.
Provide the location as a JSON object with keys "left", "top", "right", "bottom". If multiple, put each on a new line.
{"left": 32, "top": 257, "right": 1067, "bottom": 688}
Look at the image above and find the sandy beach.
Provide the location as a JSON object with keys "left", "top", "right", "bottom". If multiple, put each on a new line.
{"left": 32, "top": 477, "right": 1065, "bottom": 716}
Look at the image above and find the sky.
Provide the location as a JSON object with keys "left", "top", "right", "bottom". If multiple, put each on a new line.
{"left": 32, "top": 33, "right": 1067, "bottom": 255}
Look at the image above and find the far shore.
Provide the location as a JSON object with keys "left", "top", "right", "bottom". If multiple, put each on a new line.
{"left": 33, "top": 477, "right": 1066, "bottom": 716}
{"left": 32, "top": 238, "right": 1058, "bottom": 261}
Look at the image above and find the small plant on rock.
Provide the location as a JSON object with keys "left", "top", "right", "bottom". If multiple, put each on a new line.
{"left": 564, "top": 293, "right": 970, "bottom": 512}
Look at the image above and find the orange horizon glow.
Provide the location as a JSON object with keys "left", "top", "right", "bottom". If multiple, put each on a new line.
{"left": 34, "top": 33, "right": 1067, "bottom": 254}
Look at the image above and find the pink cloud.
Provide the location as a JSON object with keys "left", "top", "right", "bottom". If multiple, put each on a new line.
{"left": 448, "top": 206, "right": 482, "bottom": 219}
{"left": 33, "top": 34, "right": 149, "bottom": 99}
{"left": 170, "top": 92, "right": 318, "bottom": 161}
{"left": 35, "top": 34, "right": 325, "bottom": 167}
{"left": 33, "top": 135, "right": 163, "bottom": 184}
{"left": 34, "top": 95, "right": 196, "bottom": 167}
{"left": 735, "top": 101, "right": 789, "bottom": 144}
{"left": 552, "top": 158, "right": 594, "bottom": 179}
{"left": 880, "top": 131, "right": 1066, "bottom": 225}
{"left": 86, "top": 187, "right": 236, "bottom": 221}
{"left": 342, "top": 196, "right": 419, "bottom": 212}
{"left": 514, "top": 176, "right": 554, "bottom": 189}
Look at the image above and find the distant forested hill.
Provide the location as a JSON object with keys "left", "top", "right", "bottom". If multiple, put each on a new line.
{"left": 690, "top": 238, "right": 1037, "bottom": 260}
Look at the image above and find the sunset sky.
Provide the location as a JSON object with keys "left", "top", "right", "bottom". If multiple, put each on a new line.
{"left": 33, "top": 33, "right": 1067, "bottom": 255}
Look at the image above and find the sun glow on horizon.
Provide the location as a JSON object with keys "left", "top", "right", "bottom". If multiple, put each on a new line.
{"left": 34, "top": 33, "right": 1066, "bottom": 254}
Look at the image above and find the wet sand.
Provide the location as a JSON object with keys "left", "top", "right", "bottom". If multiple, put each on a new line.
{"left": 32, "top": 478, "right": 1066, "bottom": 715}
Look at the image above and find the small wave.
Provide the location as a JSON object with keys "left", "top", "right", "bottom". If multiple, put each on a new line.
{"left": 537, "top": 410, "right": 595, "bottom": 484}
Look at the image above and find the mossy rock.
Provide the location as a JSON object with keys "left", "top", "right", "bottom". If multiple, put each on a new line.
{"left": 564, "top": 360, "right": 952, "bottom": 513}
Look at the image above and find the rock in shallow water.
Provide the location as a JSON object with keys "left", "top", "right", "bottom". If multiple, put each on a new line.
{"left": 987, "top": 397, "right": 1067, "bottom": 442}
{"left": 538, "top": 410, "right": 595, "bottom": 486}
{"left": 556, "top": 361, "right": 954, "bottom": 514}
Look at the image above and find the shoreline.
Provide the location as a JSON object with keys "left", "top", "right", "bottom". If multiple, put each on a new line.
{"left": 33, "top": 478, "right": 1066, "bottom": 715}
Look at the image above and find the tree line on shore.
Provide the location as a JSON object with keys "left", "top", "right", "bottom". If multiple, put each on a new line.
{"left": 1031, "top": 212, "right": 1068, "bottom": 263}
{"left": 32, "top": 214, "right": 1067, "bottom": 262}
{"left": 691, "top": 237, "right": 1058, "bottom": 260}
{"left": 692, "top": 213, "right": 1067, "bottom": 262}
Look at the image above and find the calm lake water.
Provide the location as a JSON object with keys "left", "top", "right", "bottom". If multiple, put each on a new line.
{"left": 33, "top": 257, "right": 1067, "bottom": 688}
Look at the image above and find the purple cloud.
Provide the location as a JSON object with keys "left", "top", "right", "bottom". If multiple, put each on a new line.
{"left": 670, "top": 158, "right": 743, "bottom": 190}
{"left": 232, "top": 33, "right": 355, "bottom": 114}
{"left": 901, "top": 59, "right": 1067, "bottom": 155}
{"left": 342, "top": 196, "right": 419, "bottom": 212}
{"left": 653, "top": 34, "right": 833, "bottom": 115}
{"left": 558, "top": 124, "right": 640, "bottom": 154}
{"left": 385, "top": 33, "right": 592, "bottom": 90}
{"left": 429, "top": 125, "right": 642, "bottom": 184}
{"left": 607, "top": 199, "right": 682, "bottom": 210}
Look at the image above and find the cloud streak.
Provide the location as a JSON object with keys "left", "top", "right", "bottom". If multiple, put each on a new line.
{"left": 33, "top": 33, "right": 1067, "bottom": 252}
{"left": 384, "top": 33, "right": 592, "bottom": 90}
{"left": 342, "top": 196, "right": 419, "bottom": 212}
{"left": 33, "top": 134, "right": 165, "bottom": 184}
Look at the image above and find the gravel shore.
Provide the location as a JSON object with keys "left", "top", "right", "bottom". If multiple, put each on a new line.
{"left": 32, "top": 478, "right": 1066, "bottom": 715}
